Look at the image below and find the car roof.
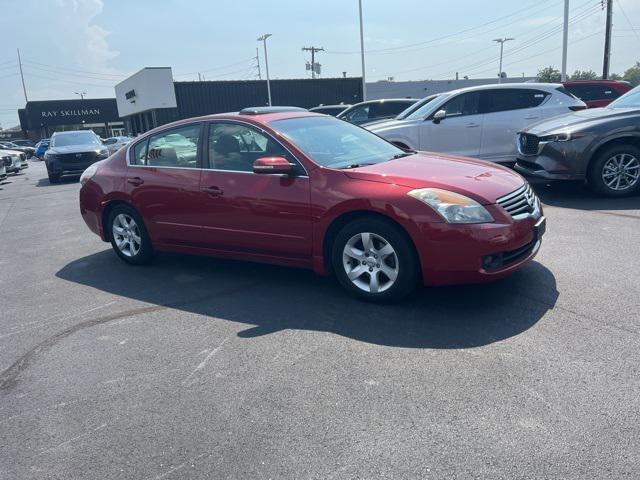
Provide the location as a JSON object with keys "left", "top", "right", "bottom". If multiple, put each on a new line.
{"left": 442, "top": 82, "right": 562, "bottom": 96}
{"left": 309, "top": 104, "right": 350, "bottom": 109}
{"left": 349, "top": 98, "right": 419, "bottom": 106}
{"left": 563, "top": 79, "right": 628, "bottom": 85}
{"left": 52, "top": 130, "right": 97, "bottom": 135}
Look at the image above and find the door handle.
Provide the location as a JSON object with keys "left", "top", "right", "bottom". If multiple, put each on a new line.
{"left": 127, "top": 177, "right": 144, "bottom": 186}
{"left": 202, "top": 186, "right": 224, "bottom": 197}
{"left": 465, "top": 123, "right": 480, "bottom": 128}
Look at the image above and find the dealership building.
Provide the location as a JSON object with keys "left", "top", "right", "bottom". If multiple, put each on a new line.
{"left": 18, "top": 98, "right": 125, "bottom": 140}
{"left": 115, "top": 67, "right": 363, "bottom": 135}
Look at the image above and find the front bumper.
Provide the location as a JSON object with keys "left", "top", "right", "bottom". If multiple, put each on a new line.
{"left": 418, "top": 205, "right": 545, "bottom": 286}
{"left": 514, "top": 135, "right": 591, "bottom": 181}
{"left": 47, "top": 159, "right": 101, "bottom": 175}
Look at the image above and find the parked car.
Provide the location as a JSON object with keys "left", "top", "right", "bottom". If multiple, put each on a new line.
{"left": 79, "top": 107, "right": 545, "bottom": 302}
{"left": 103, "top": 136, "right": 133, "bottom": 155}
{"left": 562, "top": 80, "right": 632, "bottom": 108}
{"left": 44, "top": 130, "right": 109, "bottom": 183}
{"left": 0, "top": 141, "right": 35, "bottom": 158}
{"left": 10, "top": 139, "right": 35, "bottom": 147}
{"left": 0, "top": 154, "right": 10, "bottom": 180}
{"left": 309, "top": 104, "right": 351, "bottom": 116}
{"left": 367, "top": 83, "right": 587, "bottom": 164}
{"left": 34, "top": 139, "right": 50, "bottom": 158}
{"left": 0, "top": 148, "right": 24, "bottom": 174}
{"left": 337, "top": 99, "right": 419, "bottom": 125}
{"left": 363, "top": 94, "right": 442, "bottom": 129}
{"left": 515, "top": 85, "right": 640, "bottom": 197}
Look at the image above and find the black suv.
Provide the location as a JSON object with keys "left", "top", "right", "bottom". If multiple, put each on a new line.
{"left": 44, "top": 131, "right": 109, "bottom": 183}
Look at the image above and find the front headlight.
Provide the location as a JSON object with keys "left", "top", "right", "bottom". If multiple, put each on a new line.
{"left": 408, "top": 188, "right": 494, "bottom": 224}
{"left": 539, "top": 132, "right": 585, "bottom": 143}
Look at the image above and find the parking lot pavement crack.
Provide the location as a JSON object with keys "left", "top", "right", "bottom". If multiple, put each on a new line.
{"left": 0, "top": 281, "right": 258, "bottom": 393}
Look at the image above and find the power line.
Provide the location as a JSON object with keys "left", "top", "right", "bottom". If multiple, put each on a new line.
{"left": 21, "top": 58, "right": 125, "bottom": 78}
{"left": 173, "top": 57, "right": 256, "bottom": 77}
{"left": 615, "top": 0, "right": 640, "bottom": 44}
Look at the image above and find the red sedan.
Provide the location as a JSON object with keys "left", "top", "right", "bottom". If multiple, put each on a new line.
{"left": 79, "top": 107, "right": 545, "bottom": 302}
{"left": 563, "top": 80, "right": 632, "bottom": 108}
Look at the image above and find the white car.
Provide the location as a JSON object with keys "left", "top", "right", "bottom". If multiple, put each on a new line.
{"left": 103, "top": 136, "right": 133, "bottom": 155}
{"left": 367, "top": 83, "right": 586, "bottom": 164}
{"left": 0, "top": 149, "right": 24, "bottom": 174}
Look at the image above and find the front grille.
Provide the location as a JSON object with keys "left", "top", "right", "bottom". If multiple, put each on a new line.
{"left": 58, "top": 151, "right": 97, "bottom": 164}
{"left": 518, "top": 133, "right": 540, "bottom": 156}
{"left": 496, "top": 183, "right": 537, "bottom": 218}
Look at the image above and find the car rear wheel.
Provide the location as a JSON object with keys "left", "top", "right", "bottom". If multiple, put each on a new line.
{"left": 588, "top": 145, "right": 640, "bottom": 197}
{"left": 108, "top": 205, "right": 153, "bottom": 265}
{"left": 331, "top": 217, "right": 419, "bottom": 302}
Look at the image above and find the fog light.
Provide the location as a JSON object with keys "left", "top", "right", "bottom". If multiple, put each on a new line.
{"left": 482, "top": 253, "right": 504, "bottom": 271}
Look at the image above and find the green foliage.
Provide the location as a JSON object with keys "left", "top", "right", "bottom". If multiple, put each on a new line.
{"left": 608, "top": 73, "right": 622, "bottom": 80}
{"left": 622, "top": 62, "right": 640, "bottom": 87}
{"left": 571, "top": 69, "right": 598, "bottom": 80}
{"left": 537, "top": 66, "right": 561, "bottom": 83}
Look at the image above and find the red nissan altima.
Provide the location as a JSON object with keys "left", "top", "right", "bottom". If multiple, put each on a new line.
{"left": 79, "top": 107, "right": 545, "bottom": 302}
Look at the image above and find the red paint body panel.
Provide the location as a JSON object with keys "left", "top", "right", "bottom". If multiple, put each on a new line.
{"left": 80, "top": 111, "right": 543, "bottom": 287}
{"left": 563, "top": 80, "right": 632, "bottom": 108}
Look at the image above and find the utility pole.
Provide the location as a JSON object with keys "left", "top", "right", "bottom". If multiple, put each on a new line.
{"left": 602, "top": 0, "right": 613, "bottom": 79}
{"left": 358, "top": 0, "right": 366, "bottom": 101}
{"left": 256, "top": 47, "right": 262, "bottom": 80}
{"left": 302, "top": 46, "right": 324, "bottom": 79}
{"left": 257, "top": 34, "right": 272, "bottom": 106}
{"left": 198, "top": 72, "right": 202, "bottom": 81}
{"left": 16, "top": 48, "right": 28, "bottom": 103}
{"left": 74, "top": 91, "right": 86, "bottom": 100}
{"left": 561, "top": 0, "right": 569, "bottom": 81}
{"left": 493, "top": 38, "right": 514, "bottom": 83}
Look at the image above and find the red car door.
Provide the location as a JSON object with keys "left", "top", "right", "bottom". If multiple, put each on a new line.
{"left": 197, "top": 121, "right": 312, "bottom": 259}
{"left": 126, "top": 123, "right": 204, "bottom": 246}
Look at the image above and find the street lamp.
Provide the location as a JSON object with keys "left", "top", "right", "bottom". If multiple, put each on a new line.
{"left": 257, "top": 34, "right": 272, "bottom": 106}
{"left": 74, "top": 91, "right": 86, "bottom": 100}
{"left": 493, "top": 38, "right": 514, "bottom": 83}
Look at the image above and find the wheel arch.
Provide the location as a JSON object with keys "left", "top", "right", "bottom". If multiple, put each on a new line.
{"left": 321, "top": 210, "right": 422, "bottom": 279}
{"left": 586, "top": 134, "right": 640, "bottom": 177}
{"left": 101, "top": 199, "right": 138, "bottom": 242}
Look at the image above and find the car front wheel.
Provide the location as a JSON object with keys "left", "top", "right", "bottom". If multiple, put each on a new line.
{"left": 331, "top": 217, "right": 419, "bottom": 302}
{"left": 588, "top": 145, "right": 640, "bottom": 197}
{"left": 108, "top": 205, "right": 153, "bottom": 265}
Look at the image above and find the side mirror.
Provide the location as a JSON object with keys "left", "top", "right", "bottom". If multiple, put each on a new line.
{"left": 253, "top": 156, "right": 295, "bottom": 175}
{"left": 432, "top": 110, "right": 446, "bottom": 124}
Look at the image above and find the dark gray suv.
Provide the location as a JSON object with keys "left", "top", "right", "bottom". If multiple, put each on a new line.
{"left": 515, "top": 85, "right": 640, "bottom": 197}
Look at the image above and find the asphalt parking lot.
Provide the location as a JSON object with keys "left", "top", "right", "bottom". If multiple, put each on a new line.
{"left": 1, "top": 159, "right": 639, "bottom": 479}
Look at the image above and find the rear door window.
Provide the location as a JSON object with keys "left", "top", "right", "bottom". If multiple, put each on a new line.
{"left": 480, "top": 89, "right": 549, "bottom": 113}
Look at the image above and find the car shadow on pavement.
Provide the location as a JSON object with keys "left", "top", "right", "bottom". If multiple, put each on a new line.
{"left": 36, "top": 176, "right": 80, "bottom": 187}
{"left": 531, "top": 180, "right": 640, "bottom": 212}
{"left": 56, "top": 250, "right": 558, "bottom": 349}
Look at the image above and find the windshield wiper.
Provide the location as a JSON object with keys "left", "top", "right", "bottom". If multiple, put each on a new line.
{"left": 390, "top": 151, "right": 415, "bottom": 160}
{"left": 339, "top": 162, "right": 376, "bottom": 169}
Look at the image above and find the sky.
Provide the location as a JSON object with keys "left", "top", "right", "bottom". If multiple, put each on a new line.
{"left": 1, "top": 0, "right": 639, "bottom": 128}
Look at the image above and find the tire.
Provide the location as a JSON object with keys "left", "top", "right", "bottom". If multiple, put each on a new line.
{"left": 587, "top": 144, "right": 640, "bottom": 197}
{"left": 331, "top": 217, "right": 419, "bottom": 303}
{"left": 47, "top": 172, "right": 60, "bottom": 184}
{"left": 107, "top": 204, "right": 153, "bottom": 265}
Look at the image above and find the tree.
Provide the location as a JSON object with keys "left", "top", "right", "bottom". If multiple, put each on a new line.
{"left": 571, "top": 69, "right": 598, "bottom": 80}
{"left": 622, "top": 62, "right": 640, "bottom": 87}
{"left": 609, "top": 73, "right": 622, "bottom": 80}
{"left": 537, "top": 66, "right": 561, "bottom": 83}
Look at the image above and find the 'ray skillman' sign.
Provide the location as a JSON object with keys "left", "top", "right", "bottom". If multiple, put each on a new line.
{"left": 41, "top": 108, "right": 102, "bottom": 118}
{"left": 22, "top": 99, "right": 121, "bottom": 128}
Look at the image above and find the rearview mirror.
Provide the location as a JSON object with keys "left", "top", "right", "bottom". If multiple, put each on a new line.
{"left": 433, "top": 110, "right": 446, "bottom": 124}
{"left": 253, "top": 156, "right": 295, "bottom": 175}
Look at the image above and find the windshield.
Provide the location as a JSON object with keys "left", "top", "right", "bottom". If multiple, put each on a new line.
{"left": 404, "top": 94, "right": 450, "bottom": 120}
{"left": 51, "top": 132, "right": 101, "bottom": 148}
{"left": 272, "top": 116, "right": 405, "bottom": 169}
{"left": 397, "top": 95, "right": 439, "bottom": 119}
{"left": 608, "top": 85, "right": 640, "bottom": 109}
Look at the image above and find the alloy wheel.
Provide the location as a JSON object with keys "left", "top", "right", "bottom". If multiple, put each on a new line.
{"left": 112, "top": 213, "right": 142, "bottom": 257}
{"left": 342, "top": 232, "right": 399, "bottom": 293}
{"left": 602, "top": 153, "right": 640, "bottom": 191}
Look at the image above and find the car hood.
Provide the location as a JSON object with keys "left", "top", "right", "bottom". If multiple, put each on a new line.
{"left": 523, "top": 107, "right": 640, "bottom": 135}
{"left": 0, "top": 148, "right": 22, "bottom": 156}
{"left": 342, "top": 152, "right": 524, "bottom": 205}
{"left": 48, "top": 145, "right": 103, "bottom": 154}
{"left": 366, "top": 119, "right": 416, "bottom": 133}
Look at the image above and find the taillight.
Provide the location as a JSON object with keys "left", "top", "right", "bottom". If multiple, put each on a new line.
{"left": 569, "top": 105, "right": 587, "bottom": 111}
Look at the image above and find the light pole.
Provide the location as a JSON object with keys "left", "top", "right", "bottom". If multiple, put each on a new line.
{"left": 493, "top": 38, "right": 514, "bottom": 83}
{"left": 561, "top": 0, "right": 569, "bottom": 81}
{"left": 358, "top": 0, "right": 366, "bottom": 101}
{"left": 257, "top": 34, "right": 272, "bottom": 106}
{"left": 74, "top": 91, "right": 86, "bottom": 100}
